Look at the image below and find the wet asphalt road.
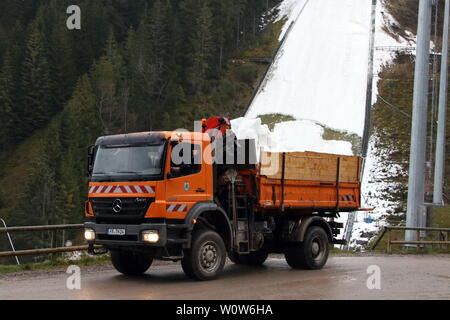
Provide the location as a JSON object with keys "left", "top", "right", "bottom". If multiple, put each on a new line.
{"left": 0, "top": 255, "right": 449, "bottom": 300}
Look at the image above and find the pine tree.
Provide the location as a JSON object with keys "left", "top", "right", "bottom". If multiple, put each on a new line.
{"left": 60, "top": 74, "right": 101, "bottom": 220}
{"left": 91, "top": 31, "right": 128, "bottom": 135}
{"left": 0, "top": 50, "right": 16, "bottom": 150}
{"left": 131, "top": 0, "right": 172, "bottom": 130}
{"left": 20, "top": 26, "right": 53, "bottom": 132}
{"left": 63, "top": 74, "right": 100, "bottom": 151}
{"left": 194, "top": 0, "right": 214, "bottom": 85}
{"left": 210, "top": 0, "right": 232, "bottom": 70}
{"left": 46, "top": 2, "right": 77, "bottom": 111}
{"left": 180, "top": 0, "right": 214, "bottom": 94}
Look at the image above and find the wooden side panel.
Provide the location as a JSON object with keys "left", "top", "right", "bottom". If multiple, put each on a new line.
{"left": 260, "top": 151, "right": 361, "bottom": 183}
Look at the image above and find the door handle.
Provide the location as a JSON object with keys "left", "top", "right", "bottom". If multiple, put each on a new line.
{"left": 196, "top": 188, "right": 206, "bottom": 193}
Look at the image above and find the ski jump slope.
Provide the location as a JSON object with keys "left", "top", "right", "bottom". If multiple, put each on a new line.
{"left": 246, "top": 0, "right": 410, "bottom": 138}
{"left": 244, "top": 0, "right": 411, "bottom": 248}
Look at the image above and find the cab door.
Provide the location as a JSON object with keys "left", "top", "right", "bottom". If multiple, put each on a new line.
{"left": 165, "top": 141, "right": 211, "bottom": 219}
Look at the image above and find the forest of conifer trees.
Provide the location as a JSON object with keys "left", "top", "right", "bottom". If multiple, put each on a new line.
{"left": 0, "top": 0, "right": 281, "bottom": 253}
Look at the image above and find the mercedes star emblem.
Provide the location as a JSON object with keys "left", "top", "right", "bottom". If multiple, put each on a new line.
{"left": 112, "top": 199, "right": 122, "bottom": 213}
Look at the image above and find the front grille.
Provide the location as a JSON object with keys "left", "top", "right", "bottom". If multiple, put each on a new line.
{"left": 90, "top": 197, "right": 154, "bottom": 222}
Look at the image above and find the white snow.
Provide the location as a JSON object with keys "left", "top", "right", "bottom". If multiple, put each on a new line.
{"left": 275, "top": 0, "right": 309, "bottom": 40}
{"left": 246, "top": 0, "right": 413, "bottom": 137}
{"left": 246, "top": 0, "right": 373, "bottom": 136}
{"left": 270, "top": 120, "right": 353, "bottom": 155}
{"left": 231, "top": 117, "right": 353, "bottom": 156}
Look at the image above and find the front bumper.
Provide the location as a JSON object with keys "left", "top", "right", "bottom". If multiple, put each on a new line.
{"left": 84, "top": 222, "right": 168, "bottom": 247}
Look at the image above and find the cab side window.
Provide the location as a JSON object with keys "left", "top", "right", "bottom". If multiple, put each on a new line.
{"left": 170, "top": 143, "right": 202, "bottom": 177}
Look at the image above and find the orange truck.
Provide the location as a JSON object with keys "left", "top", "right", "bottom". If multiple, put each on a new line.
{"left": 84, "top": 117, "right": 361, "bottom": 280}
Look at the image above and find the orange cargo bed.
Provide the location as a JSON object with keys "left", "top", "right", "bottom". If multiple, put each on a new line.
{"left": 256, "top": 151, "right": 362, "bottom": 213}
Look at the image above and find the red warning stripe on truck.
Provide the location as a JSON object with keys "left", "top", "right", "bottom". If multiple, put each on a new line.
{"left": 89, "top": 185, "right": 155, "bottom": 194}
{"left": 166, "top": 204, "right": 188, "bottom": 212}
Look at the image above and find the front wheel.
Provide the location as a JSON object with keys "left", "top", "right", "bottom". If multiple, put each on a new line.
{"left": 110, "top": 250, "right": 153, "bottom": 276}
{"left": 285, "top": 226, "right": 330, "bottom": 270}
{"left": 182, "top": 229, "right": 226, "bottom": 281}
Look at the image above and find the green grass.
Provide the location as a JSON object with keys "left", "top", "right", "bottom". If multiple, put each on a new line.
{"left": 330, "top": 247, "right": 357, "bottom": 255}
{"left": 0, "top": 253, "right": 111, "bottom": 275}
{"left": 259, "top": 113, "right": 296, "bottom": 130}
{"left": 432, "top": 206, "right": 450, "bottom": 228}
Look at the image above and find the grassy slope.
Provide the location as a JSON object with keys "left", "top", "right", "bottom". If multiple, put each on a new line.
{"left": 432, "top": 206, "right": 450, "bottom": 228}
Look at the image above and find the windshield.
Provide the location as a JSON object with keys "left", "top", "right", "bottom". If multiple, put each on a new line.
{"left": 92, "top": 144, "right": 165, "bottom": 177}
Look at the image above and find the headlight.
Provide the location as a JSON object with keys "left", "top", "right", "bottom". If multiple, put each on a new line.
{"left": 142, "top": 230, "right": 159, "bottom": 243}
{"left": 84, "top": 228, "right": 96, "bottom": 241}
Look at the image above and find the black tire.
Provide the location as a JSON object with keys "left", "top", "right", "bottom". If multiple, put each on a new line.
{"left": 229, "top": 250, "right": 269, "bottom": 266}
{"left": 110, "top": 250, "right": 153, "bottom": 276}
{"left": 182, "top": 229, "right": 226, "bottom": 281}
{"left": 285, "top": 226, "right": 330, "bottom": 270}
{"left": 228, "top": 251, "right": 244, "bottom": 264}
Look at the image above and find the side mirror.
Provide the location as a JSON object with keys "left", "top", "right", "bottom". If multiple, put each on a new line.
{"left": 87, "top": 145, "right": 96, "bottom": 176}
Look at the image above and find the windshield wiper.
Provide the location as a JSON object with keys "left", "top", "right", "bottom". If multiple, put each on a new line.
{"left": 116, "top": 171, "right": 145, "bottom": 174}
{"left": 91, "top": 172, "right": 115, "bottom": 182}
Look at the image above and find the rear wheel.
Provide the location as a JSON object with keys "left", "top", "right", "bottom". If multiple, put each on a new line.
{"left": 110, "top": 250, "right": 153, "bottom": 276}
{"left": 285, "top": 226, "right": 330, "bottom": 270}
{"left": 182, "top": 229, "right": 226, "bottom": 281}
{"left": 229, "top": 249, "right": 269, "bottom": 266}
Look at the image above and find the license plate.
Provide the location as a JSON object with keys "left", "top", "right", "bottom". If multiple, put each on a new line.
{"left": 107, "top": 228, "right": 126, "bottom": 236}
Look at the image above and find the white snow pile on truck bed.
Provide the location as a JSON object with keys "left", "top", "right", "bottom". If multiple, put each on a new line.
{"left": 231, "top": 117, "right": 353, "bottom": 156}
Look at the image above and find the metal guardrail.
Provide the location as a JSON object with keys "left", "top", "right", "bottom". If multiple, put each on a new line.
{"left": 0, "top": 224, "right": 97, "bottom": 260}
{"left": 0, "top": 245, "right": 91, "bottom": 258}
{"left": 372, "top": 226, "right": 450, "bottom": 253}
{"left": 0, "top": 224, "right": 84, "bottom": 233}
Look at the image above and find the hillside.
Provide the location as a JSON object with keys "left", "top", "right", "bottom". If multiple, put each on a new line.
{"left": 0, "top": 0, "right": 284, "bottom": 255}
{"left": 373, "top": 0, "right": 450, "bottom": 210}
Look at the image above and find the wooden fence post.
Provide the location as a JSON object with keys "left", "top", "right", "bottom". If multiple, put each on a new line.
{"left": 387, "top": 229, "right": 391, "bottom": 254}
{"left": 416, "top": 230, "right": 421, "bottom": 253}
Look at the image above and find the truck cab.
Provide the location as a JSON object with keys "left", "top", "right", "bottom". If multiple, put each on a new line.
{"left": 84, "top": 121, "right": 360, "bottom": 280}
